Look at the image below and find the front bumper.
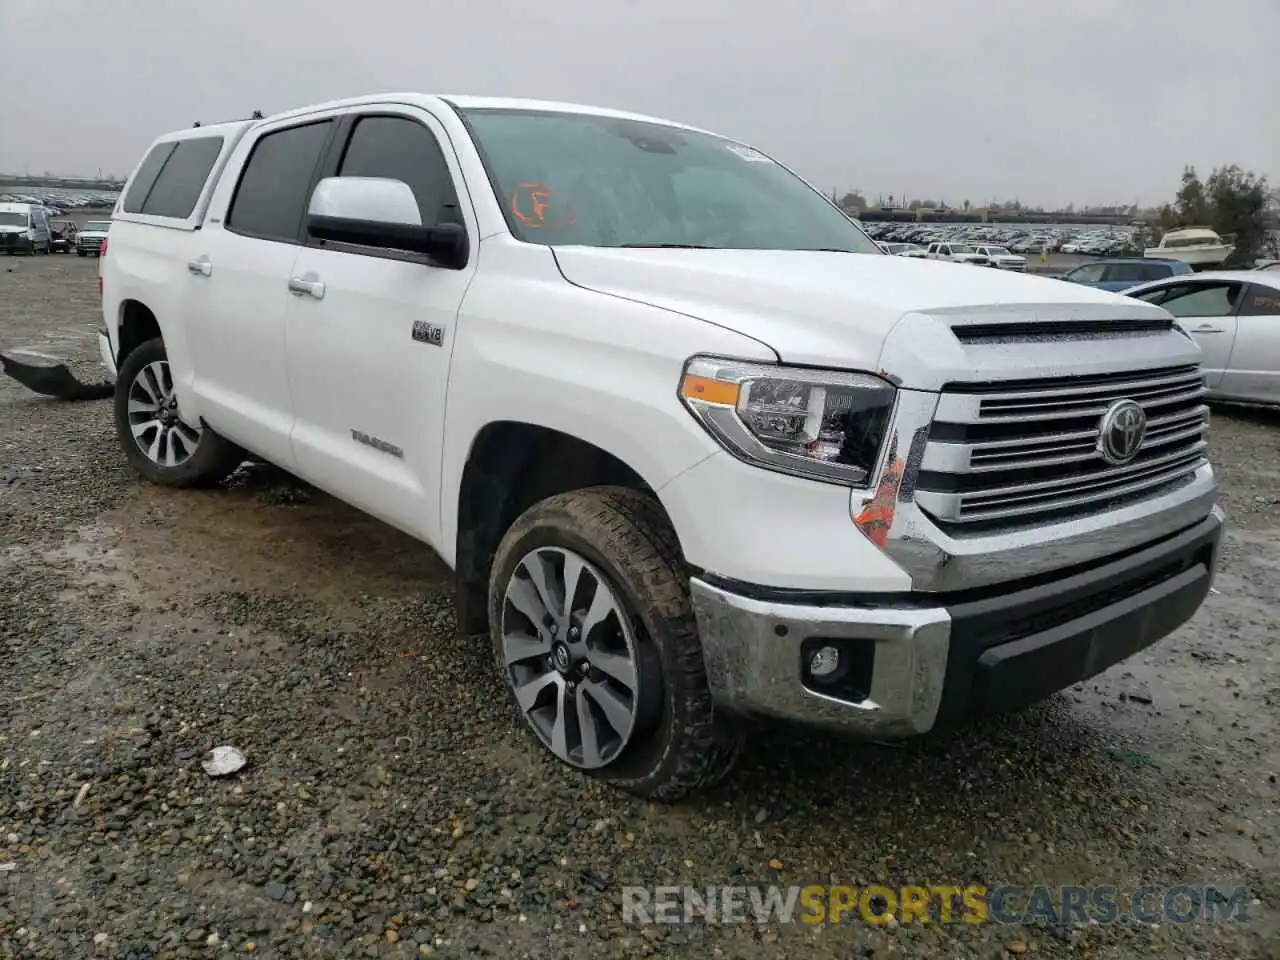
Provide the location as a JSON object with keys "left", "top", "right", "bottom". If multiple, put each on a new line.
{"left": 691, "top": 507, "right": 1223, "bottom": 737}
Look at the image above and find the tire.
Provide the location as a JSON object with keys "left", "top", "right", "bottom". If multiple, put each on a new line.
{"left": 77, "top": 250, "right": 86, "bottom": 257}
{"left": 113, "top": 337, "right": 243, "bottom": 487}
{"left": 489, "top": 486, "right": 742, "bottom": 801}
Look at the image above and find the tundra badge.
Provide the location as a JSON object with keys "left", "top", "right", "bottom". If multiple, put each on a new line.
{"left": 412, "top": 321, "right": 445, "bottom": 346}
{"left": 350, "top": 429, "right": 404, "bottom": 459}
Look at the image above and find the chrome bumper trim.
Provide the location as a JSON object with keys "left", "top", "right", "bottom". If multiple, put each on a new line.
{"left": 690, "top": 578, "right": 951, "bottom": 737}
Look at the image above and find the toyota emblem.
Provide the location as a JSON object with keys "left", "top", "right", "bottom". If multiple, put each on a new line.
{"left": 1097, "top": 399, "right": 1147, "bottom": 464}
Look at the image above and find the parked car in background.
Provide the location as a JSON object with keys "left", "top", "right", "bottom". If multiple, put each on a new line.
{"left": 50, "top": 219, "right": 79, "bottom": 253}
{"left": 77, "top": 220, "right": 111, "bottom": 257}
{"left": 1060, "top": 258, "right": 1192, "bottom": 293}
{"left": 968, "top": 244, "right": 1027, "bottom": 271}
{"left": 924, "top": 241, "right": 989, "bottom": 266}
{"left": 1122, "top": 271, "right": 1280, "bottom": 405}
{"left": 878, "top": 241, "right": 928, "bottom": 258}
{"left": 0, "top": 201, "right": 53, "bottom": 255}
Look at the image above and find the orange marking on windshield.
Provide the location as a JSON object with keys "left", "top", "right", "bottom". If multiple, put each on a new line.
{"left": 512, "top": 182, "right": 553, "bottom": 228}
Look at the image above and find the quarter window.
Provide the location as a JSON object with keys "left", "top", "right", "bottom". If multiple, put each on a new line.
{"left": 228, "top": 121, "right": 334, "bottom": 242}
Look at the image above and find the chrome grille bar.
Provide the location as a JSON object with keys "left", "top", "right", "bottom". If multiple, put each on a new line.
{"left": 916, "top": 364, "right": 1209, "bottom": 528}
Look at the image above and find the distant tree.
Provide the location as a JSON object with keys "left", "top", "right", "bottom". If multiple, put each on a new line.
{"left": 1174, "top": 166, "right": 1211, "bottom": 226}
{"left": 908, "top": 199, "right": 922, "bottom": 210}
{"left": 1204, "top": 165, "right": 1270, "bottom": 265}
{"left": 838, "top": 191, "right": 867, "bottom": 212}
{"left": 963, "top": 199, "right": 971, "bottom": 212}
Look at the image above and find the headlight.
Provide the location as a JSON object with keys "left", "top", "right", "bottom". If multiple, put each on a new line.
{"left": 678, "top": 356, "right": 896, "bottom": 486}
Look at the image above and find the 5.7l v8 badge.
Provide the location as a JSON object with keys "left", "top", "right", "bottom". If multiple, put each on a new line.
{"left": 412, "top": 321, "right": 445, "bottom": 346}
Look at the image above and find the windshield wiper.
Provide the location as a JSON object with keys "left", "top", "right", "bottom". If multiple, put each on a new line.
{"left": 615, "top": 242, "right": 718, "bottom": 249}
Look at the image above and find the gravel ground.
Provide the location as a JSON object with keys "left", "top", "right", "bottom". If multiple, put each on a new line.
{"left": 2, "top": 254, "right": 1278, "bottom": 959}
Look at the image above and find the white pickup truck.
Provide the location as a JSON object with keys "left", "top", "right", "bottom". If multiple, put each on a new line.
{"left": 99, "top": 94, "right": 1223, "bottom": 799}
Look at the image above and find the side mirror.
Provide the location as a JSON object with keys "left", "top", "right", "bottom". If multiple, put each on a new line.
{"left": 305, "top": 176, "right": 469, "bottom": 269}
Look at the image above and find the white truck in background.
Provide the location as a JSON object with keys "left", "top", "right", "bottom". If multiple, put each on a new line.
{"left": 99, "top": 94, "right": 1223, "bottom": 799}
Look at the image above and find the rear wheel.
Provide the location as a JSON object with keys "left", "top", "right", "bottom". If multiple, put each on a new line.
{"left": 113, "top": 337, "right": 243, "bottom": 487}
{"left": 489, "top": 486, "right": 742, "bottom": 801}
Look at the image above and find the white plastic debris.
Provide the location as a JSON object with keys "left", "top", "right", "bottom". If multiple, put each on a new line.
{"left": 0, "top": 863, "right": 16, "bottom": 872}
{"left": 202, "top": 746, "right": 247, "bottom": 777}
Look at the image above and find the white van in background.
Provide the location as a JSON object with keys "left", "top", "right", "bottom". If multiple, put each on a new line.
{"left": 0, "top": 202, "right": 53, "bottom": 255}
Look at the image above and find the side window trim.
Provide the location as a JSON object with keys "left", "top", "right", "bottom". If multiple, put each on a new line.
{"left": 306, "top": 110, "right": 466, "bottom": 267}
{"left": 224, "top": 118, "right": 338, "bottom": 245}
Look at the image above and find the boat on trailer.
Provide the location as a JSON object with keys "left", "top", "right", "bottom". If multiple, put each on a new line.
{"left": 1144, "top": 227, "right": 1235, "bottom": 269}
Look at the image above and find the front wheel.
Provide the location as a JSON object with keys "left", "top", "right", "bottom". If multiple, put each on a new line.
{"left": 113, "top": 337, "right": 243, "bottom": 486}
{"left": 489, "top": 486, "right": 742, "bottom": 801}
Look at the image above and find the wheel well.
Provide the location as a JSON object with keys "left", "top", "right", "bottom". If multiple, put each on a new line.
{"left": 454, "top": 423, "right": 657, "bottom": 635}
{"left": 116, "top": 300, "right": 161, "bottom": 365}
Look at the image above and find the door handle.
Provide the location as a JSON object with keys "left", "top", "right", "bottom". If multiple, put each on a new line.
{"left": 288, "top": 275, "right": 325, "bottom": 300}
{"left": 187, "top": 257, "right": 212, "bottom": 277}
{"left": 1190, "top": 325, "right": 1223, "bottom": 334}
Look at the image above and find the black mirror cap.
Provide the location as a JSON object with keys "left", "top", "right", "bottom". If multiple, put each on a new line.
{"left": 307, "top": 215, "right": 469, "bottom": 269}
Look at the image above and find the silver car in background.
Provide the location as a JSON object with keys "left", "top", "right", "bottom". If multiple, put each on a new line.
{"left": 1123, "top": 271, "right": 1280, "bottom": 405}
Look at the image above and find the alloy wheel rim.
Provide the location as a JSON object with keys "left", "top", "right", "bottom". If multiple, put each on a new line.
{"left": 501, "top": 546, "right": 642, "bottom": 769}
{"left": 127, "top": 360, "right": 201, "bottom": 467}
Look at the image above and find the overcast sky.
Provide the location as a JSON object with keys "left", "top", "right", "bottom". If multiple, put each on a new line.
{"left": 1, "top": 0, "right": 1276, "bottom": 209}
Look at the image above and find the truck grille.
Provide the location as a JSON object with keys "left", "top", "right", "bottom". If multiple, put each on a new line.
{"left": 915, "top": 364, "right": 1209, "bottom": 529}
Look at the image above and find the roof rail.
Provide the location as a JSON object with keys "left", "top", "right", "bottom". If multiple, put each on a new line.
{"left": 193, "top": 110, "right": 265, "bottom": 128}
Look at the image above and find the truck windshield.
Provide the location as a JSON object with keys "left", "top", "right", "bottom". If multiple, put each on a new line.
{"left": 0, "top": 213, "right": 28, "bottom": 227}
{"left": 459, "top": 107, "right": 880, "bottom": 254}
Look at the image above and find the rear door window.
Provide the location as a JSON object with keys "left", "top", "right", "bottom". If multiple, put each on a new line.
{"left": 1103, "top": 262, "right": 1146, "bottom": 284}
{"left": 139, "top": 137, "right": 225, "bottom": 218}
{"left": 1241, "top": 284, "right": 1280, "bottom": 317}
{"left": 227, "top": 121, "right": 334, "bottom": 243}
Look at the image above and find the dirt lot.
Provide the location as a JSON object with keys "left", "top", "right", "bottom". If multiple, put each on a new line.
{"left": 2, "top": 254, "right": 1278, "bottom": 959}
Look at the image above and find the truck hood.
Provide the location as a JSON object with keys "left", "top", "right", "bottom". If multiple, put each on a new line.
{"left": 0, "top": 226, "right": 27, "bottom": 235}
{"left": 552, "top": 246, "right": 1139, "bottom": 370}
